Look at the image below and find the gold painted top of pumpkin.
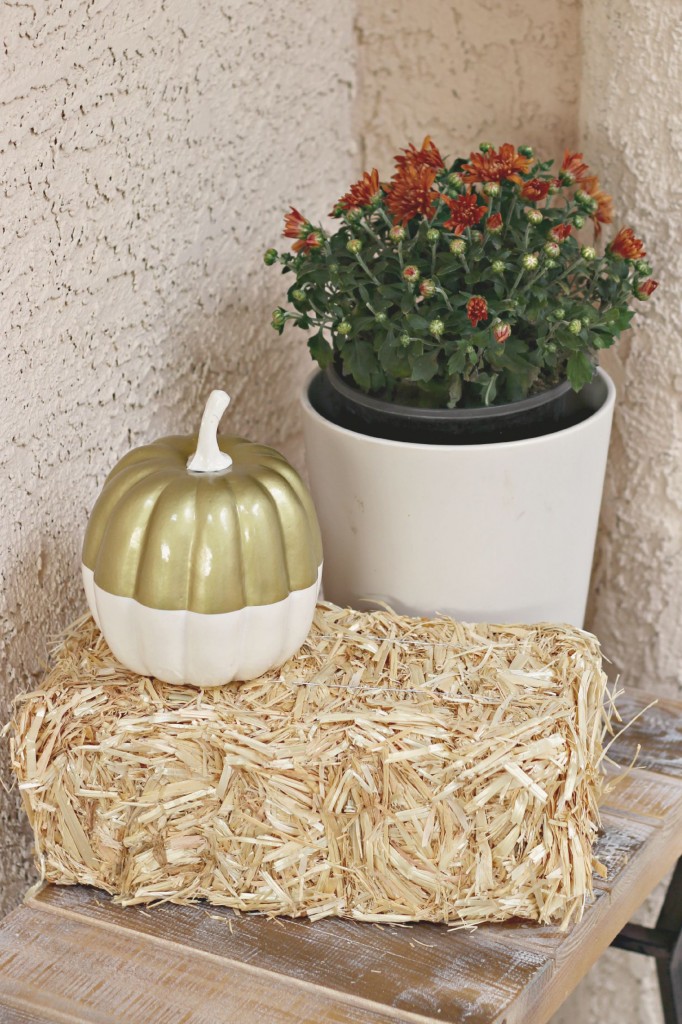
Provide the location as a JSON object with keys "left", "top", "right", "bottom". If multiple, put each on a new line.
{"left": 82, "top": 391, "right": 323, "bottom": 614}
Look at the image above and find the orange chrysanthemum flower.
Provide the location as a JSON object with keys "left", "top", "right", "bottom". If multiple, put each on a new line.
{"left": 386, "top": 164, "right": 441, "bottom": 224}
{"left": 283, "top": 208, "right": 322, "bottom": 254}
{"left": 283, "top": 207, "right": 309, "bottom": 239}
{"left": 394, "top": 135, "right": 444, "bottom": 173}
{"left": 561, "top": 150, "right": 590, "bottom": 184}
{"left": 610, "top": 227, "right": 646, "bottom": 261}
{"left": 443, "top": 193, "right": 486, "bottom": 235}
{"left": 467, "top": 296, "right": 488, "bottom": 328}
{"left": 583, "top": 175, "right": 613, "bottom": 233}
{"left": 461, "top": 143, "right": 533, "bottom": 185}
{"left": 336, "top": 169, "right": 382, "bottom": 212}
{"left": 550, "top": 223, "right": 572, "bottom": 243}
{"left": 521, "top": 178, "right": 550, "bottom": 202}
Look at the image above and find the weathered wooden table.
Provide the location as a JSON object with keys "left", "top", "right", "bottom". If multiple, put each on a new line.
{"left": 0, "top": 690, "right": 680, "bottom": 1024}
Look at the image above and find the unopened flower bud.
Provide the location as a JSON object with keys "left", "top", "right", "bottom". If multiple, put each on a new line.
{"left": 403, "top": 265, "right": 420, "bottom": 283}
{"left": 493, "top": 321, "right": 511, "bottom": 344}
{"left": 345, "top": 206, "right": 362, "bottom": 222}
{"left": 553, "top": 308, "right": 565, "bottom": 320}
{"left": 492, "top": 260, "right": 505, "bottom": 274}
{"left": 572, "top": 214, "right": 586, "bottom": 229}
{"left": 271, "top": 308, "right": 286, "bottom": 329}
{"left": 450, "top": 239, "right": 467, "bottom": 255}
{"left": 429, "top": 318, "right": 444, "bottom": 337}
{"left": 575, "top": 189, "right": 592, "bottom": 208}
{"left": 522, "top": 253, "right": 539, "bottom": 271}
{"left": 482, "top": 182, "right": 500, "bottom": 197}
{"left": 568, "top": 319, "right": 582, "bottom": 334}
{"left": 581, "top": 245, "right": 597, "bottom": 261}
{"left": 545, "top": 259, "right": 557, "bottom": 269}
{"left": 337, "top": 320, "right": 352, "bottom": 335}
{"left": 426, "top": 228, "right": 440, "bottom": 243}
{"left": 525, "top": 209, "right": 543, "bottom": 225}
{"left": 470, "top": 230, "right": 483, "bottom": 244}
{"left": 263, "top": 248, "right": 278, "bottom": 266}
{"left": 635, "top": 278, "right": 658, "bottom": 300}
{"left": 399, "top": 332, "right": 411, "bottom": 348}
{"left": 375, "top": 311, "right": 388, "bottom": 324}
{"left": 636, "top": 260, "right": 653, "bottom": 275}
{"left": 420, "top": 279, "right": 436, "bottom": 298}
{"left": 544, "top": 242, "right": 560, "bottom": 258}
{"left": 518, "top": 145, "right": 534, "bottom": 158}
{"left": 479, "top": 142, "right": 493, "bottom": 153}
{"left": 329, "top": 263, "right": 340, "bottom": 274}
{"left": 487, "top": 213, "right": 503, "bottom": 234}
{"left": 389, "top": 225, "right": 406, "bottom": 242}
{"left": 546, "top": 341, "right": 557, "bottom": 353}
{"left": 447, "top": 172, "right": 464, "bottom": 191}
{"left": 292, "top": 289, "right": 306, "bottom": 303}
{"left": 346, "top": 238, "right": 363, "bottom": 254}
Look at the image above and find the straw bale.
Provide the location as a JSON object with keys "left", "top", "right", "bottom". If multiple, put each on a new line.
{"left": 10, "top": 604, "right": 616, "bottom": 928}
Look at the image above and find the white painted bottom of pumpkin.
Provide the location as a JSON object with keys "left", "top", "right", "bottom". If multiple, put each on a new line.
{"left": 82, "top": 565, "right": 323, "bottom": 687}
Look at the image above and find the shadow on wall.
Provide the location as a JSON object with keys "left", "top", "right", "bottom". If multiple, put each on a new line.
{"left": 0, "top": 527, "right": 81, "bottom": 907}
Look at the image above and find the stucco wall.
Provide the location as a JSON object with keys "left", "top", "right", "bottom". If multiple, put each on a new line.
{"left": 582, "top": 0, "right": 682, "bottom": 699}
{"left": 0, "top": 0, "right": 358, "bottom": 911}
{"left": 355, "top": 0, "right": 581, "bottom": 173}
{"left": 554, "top": 4, "right": 682, "bottom": 1024}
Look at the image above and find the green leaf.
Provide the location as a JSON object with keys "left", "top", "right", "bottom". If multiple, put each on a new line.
{"left": 566, "top": 351, "right": 595, "bottom": 392}
{"left": 342, "top": 341, "right": 378, "bottom": 391}
{"left": 378, "top": 334, "right": 409, "bottom": 377}
{"left": 405, "top": 313, "right": 429, "bottom": 331}
{"left": 307, "top": 331, "right": 333, "bottom": 369}
{"left": 447, "top": 348, "right": 467, "bottom": 375}
{"left": 603, "top": 308, "right": 635, "bottom": 333}
{"left": 409, "top": 351, "right": 440, "bottom": 383}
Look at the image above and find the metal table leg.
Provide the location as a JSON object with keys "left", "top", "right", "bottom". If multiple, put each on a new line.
{"left": 611, "top": 857, "right": 682, "bottom": 1024}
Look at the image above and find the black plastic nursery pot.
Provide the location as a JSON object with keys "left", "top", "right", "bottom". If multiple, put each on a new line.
{"left": 309, "top": 365, "right": 601, "bottom": 445}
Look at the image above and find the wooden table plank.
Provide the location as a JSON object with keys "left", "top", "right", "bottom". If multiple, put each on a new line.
{"left": 0, "top": 1005, "right": 65, "bottom": 1024}
{"left": 27, "top": 885, "right": 553, "bottom": 1024}
{"left": 607, "top": 691, "right": 682, "bottom": 779}
{"left": 601, "top": 764, "right": 682, "bottom": 822}
{"left": 0, "top": 906, "right": 423, "bottom": 1024}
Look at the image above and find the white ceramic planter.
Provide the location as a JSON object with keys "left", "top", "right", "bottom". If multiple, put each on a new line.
{"left": 301, "top": 370, "right": 616, "bottom": 627}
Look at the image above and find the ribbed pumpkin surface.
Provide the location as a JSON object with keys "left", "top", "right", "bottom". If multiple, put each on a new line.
{"left": 82, "top": 436, "right": 323, "bottom": 614}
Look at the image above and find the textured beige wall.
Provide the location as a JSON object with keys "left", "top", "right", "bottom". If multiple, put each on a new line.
{"left": 554, "top": 3, "right": 682, "bottom": 1024}
{"left": 355, "top": 0, "right": 581, "bottom": 172}
{"left": 1, "top": 0, "right": 358, "bottom": 911}
{"left": 582, "top": 0, "right": 682, "bottom": 700}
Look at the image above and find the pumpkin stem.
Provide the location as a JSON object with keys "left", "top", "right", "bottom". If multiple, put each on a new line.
{"left": 187, "top": 390, "right": 233, "bottom": 473}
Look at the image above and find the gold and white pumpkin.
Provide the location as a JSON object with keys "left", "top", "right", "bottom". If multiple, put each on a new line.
{"left": 82, "top": 390, "right": 323, "bottom": 687}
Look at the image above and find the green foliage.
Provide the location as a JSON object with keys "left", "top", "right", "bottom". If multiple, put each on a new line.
{"left": 267, "top": 143, "right": 656, "bottom": 407}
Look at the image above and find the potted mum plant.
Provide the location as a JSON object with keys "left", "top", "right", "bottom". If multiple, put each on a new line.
{"left": 267, "top": 140, "right": 657, "bottom": 626}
